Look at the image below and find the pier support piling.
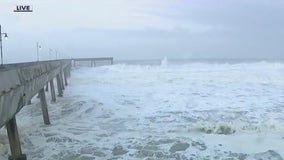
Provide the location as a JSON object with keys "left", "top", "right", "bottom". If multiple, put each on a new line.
{"left": 38, "top": 88, "right": 50, "bottom": 125}
{"left": 60, "top": 72, "right": 65, "bottom": 90}
{"left": 50, "top": 79, "right": 56, "bottom": 102}
{"left": 45, "top": 82, "right": 49, "bottom": 92}
{"left": 27, "top": 100, "right": 31, "bottom": 105}
{"left": 68, "top": 69, "right": 71, "bottom": 78}
{"left": 56, "top": 74, "right": 63, "bottom": 97}
{"left": 63, "top": 70, "right": 68, "bottom": 86}
{"left": 6, "top": 117, "right": 27, "bottom": 160}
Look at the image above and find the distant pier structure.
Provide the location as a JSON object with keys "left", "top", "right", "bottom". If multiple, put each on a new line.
{"left": 72, "top": 57, "right": 113, "bottom": 67}
{"left": 0, "top": 60, "right": 72, "bottom": 160}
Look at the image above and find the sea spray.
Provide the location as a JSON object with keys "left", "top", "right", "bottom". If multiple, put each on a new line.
{"left": 161, "top": 57, "right": 168, "bottom": 67}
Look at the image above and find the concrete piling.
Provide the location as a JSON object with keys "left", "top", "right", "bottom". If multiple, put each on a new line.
{"left": 38, "top": 88, "right": 50, "bottom": 125}
{"left": 6, "top": 117, "right": 27, "bottom": 160}
{"left": 60, "top": 72, "right": 65, "bottom": 90}
{"left": 49, "top": 79, "right": 56, "bottom": 102}
{"left": 27, "top": 100, "right": 31, "bottom": 105}
{"left": 67, "top": 67, "right": 71, "bottom": 78}
{"left": 45, "top": 82, "right": 49, "bottom": 92}
{"left": 73, "top": 60, "right": 76, "bottom": 67}
{"left": 90, "top": 61, "right": 96, "bottom": 67}
{"left": 56, "top": 74, "right": 63, "bottom": 97}
{"left": 63, "top": 70, "right": 68, "bottom": 86}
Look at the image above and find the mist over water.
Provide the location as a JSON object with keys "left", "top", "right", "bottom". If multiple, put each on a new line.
{"left": 0, "top": 59, "right": 284, "bottom": 159}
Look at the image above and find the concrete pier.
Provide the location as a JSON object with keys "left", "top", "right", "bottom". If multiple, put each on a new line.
{"left": 0, "top": 58, "right": 112, "bottom": 159}
{"left": 73, "top": 57, "right": 113, "bottom": 67}
{"left": 0, "top": 59, "right": 71, "bottom": 159}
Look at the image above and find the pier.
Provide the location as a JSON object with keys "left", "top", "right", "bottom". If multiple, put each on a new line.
{"left": 72, "top": 57, "right": 113, "bottom": 67}
{"left": 0, "top": 60, "right": 71, "bottom": 160}
{"left": 0, "top": 57, "right": 113, "bottom": 160}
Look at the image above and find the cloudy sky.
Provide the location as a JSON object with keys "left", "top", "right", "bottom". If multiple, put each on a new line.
{"left": 0, "top": 0, "right": 284, "bottom": 63}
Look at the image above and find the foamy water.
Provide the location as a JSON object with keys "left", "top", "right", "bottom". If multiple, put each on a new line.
{"left": 0, "top": 61, "right": 284, "bottom": 159}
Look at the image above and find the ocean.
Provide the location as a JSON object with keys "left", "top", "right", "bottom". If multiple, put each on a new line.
{"left": 0, "top": 59, "right": 284, "bottom": 160}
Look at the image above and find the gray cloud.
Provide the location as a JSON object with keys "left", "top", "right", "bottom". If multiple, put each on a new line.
{"left": 1, "top": 0, "right": 284, "bottom": 63}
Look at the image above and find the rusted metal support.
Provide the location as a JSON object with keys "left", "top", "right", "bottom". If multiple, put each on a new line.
{"left": 38, "top": 88, "right": 50, "bottom": 125}
{"left": 56, "top": 74, "right": 63, "bottom": 97}
{"left": 6, "top": 116, "right": 27, "bottom": 160}
{"left": 49, "top": 79, "right": 56, "bottom": 102}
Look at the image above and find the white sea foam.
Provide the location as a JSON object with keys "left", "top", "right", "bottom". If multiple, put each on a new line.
{"left": 0, "top": 61, "right": 284, "bottom": 159}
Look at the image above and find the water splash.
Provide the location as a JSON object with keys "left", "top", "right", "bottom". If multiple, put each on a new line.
{"left": 161, "top": 57, "right": 168, "bottom": 67}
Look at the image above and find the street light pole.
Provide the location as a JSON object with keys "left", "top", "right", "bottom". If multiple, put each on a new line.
{"left": 37, "top": 42, "right": 39, "bottom": 61}
{"left": 37, "top": 42, "right": 41, "bottom": 61}
{"left": 49, "top": 49, "right": 53, "bottom": 60}
{"left": 0, "top": 25, "right": 8, "bottom": 68}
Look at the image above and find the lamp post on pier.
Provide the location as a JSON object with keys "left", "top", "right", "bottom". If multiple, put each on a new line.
{"left": 37, "top": 42, "right": 42, "bottom": 61}
{"left": 55, "top": 50, "right": 58, "bottom": 60}
{"left": 0, "top": 25, "right": 8, "bottom": 68}
{"left": 49, "top": 49, "right": 53, "bottom": 60}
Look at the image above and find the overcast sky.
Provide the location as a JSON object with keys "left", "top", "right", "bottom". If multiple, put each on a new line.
{"left": 0, "top": 0, "right": 284, "bottom": 63}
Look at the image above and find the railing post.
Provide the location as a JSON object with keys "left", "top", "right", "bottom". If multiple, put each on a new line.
{"left": 38, "top": 88, "right": 50, "bottom": 125}
{"left": 50, "top": 79, "right": 56, "bottom": 102}
{"left": 56, "top": 74, "right": 63, "bottom": 97}
{"left": 6, "top": 116, "right": 27, "bottom": 160}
